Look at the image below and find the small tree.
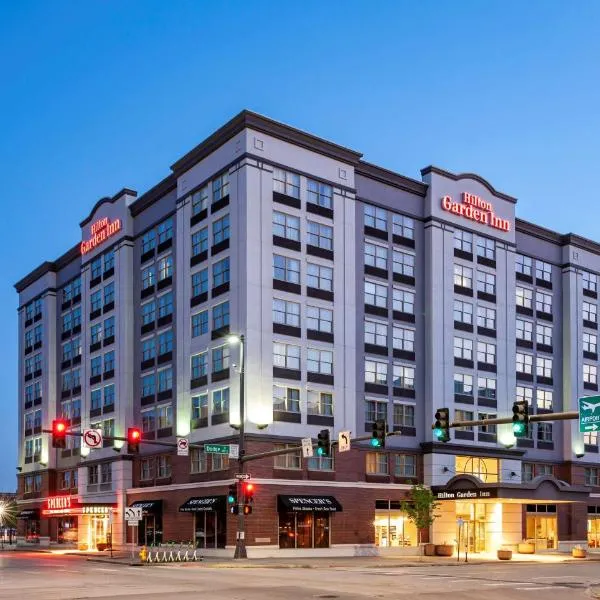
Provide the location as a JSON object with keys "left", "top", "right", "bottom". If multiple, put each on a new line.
{"left": 401, "top": 484, "right": 440, "bottom": 557}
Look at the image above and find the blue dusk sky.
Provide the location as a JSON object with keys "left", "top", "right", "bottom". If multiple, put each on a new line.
{"left": 1, "top": 1, "right": 599, "bottom": 490}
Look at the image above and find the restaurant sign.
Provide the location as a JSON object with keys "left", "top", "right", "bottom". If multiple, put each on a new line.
{"left": 43, "top": 495, "right": 114, "bottom": 516}
{"left": 441, "top": 192, "right": 510, "bottom": 232}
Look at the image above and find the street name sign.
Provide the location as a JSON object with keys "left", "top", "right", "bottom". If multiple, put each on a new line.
{"left": 205, "top": 444, "right": 230, "bottom": 454}
{"left": 579, "top": 396, "right": 600, "bottom": 432}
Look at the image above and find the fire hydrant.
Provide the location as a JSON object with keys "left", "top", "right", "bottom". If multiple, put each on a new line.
{"left": 139, "top": 546, "right": 147, "bottom": 562}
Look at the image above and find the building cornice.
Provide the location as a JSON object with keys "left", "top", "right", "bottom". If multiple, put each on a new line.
{"left": 79, "top": 188, "right": 138, "bottom": 227}
{"left": 14, "top": 243, "right": 80, "bottom": 293}
{"left": 129, "top": 174, "right": 177, "bottom": 217}
{"left": 356, "top": 160, "right": 427, "bottom": 196}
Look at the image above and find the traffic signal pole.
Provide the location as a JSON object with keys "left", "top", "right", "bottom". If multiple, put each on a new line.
{"left": 431, "top": 410, "right": 579, "bottom": 430}
{"left": 233, "top": 335, "right": 247, "bottom": 559}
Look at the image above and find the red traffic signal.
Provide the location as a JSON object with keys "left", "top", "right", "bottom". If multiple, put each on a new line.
{"left": 52, "top": 419, "right": 68, "bottom": 448}
{"left": 243, "top": 482, "right": 255, "bottom": 504}
{"left": 127, "top": 427, "right": 141, "bottom": 453}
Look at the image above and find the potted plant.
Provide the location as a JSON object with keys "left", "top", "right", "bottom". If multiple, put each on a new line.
{"left": 434, "top": 542, "right": 454, "bottom": 556}
{"left": 572, "top": 545, "right": 587, "bottom": 558}
{"left": 517, "top": 540, "right": 535, "bottom": 554}
{"left": 497, "top": 547, "right": 512, "bottom": 560}
{"left": 401, "top": 484, "right": 440, "bottom": 560}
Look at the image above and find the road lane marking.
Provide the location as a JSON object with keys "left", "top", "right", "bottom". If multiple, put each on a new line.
{"left": 516, "top": 586, "right": 567, "bottom": 591}
{"left": 484, "top": 582, "right": 534, "bottom": 587}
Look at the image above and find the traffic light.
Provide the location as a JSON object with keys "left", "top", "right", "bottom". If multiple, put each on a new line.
{"left": 371, "top": 419, "right": 387, "bottom": 448}
{"left": 243, "top": 482, "right": 255, "bottom": 515}
{"left": 227, "top": 483, "right": 237, "bottom": 506}
{"left": 52, "top": 419, "right": 68, "bottom": 449}
{"left": 433, "top": 408, "right": 450, "bottom": 442}
{"left": 512, "top": 400, "right": 529, "bottom": 437}
{"left": 127, "top": 427, "right": 141, "bottom": 453}
{"left": 317, "top": 429, "right": 331, "bottom": 456}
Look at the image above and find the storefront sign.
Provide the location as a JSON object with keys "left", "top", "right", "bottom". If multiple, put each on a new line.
{"left": 43, "top": 496, "right": 114, "bottom": 516}
{"left": 80, "top": 217, "right": 122, "bottom": 255}
{"left": 278, "top": 495, "right": 343, "bottom": 512}
{"left": 179, "top": 497, "right": 224, "bottom": 512}
{"left": 441, "top": 193, "right": 510, "bottom": 232}
{"left": 45, "top": 495, "right": 73, "bottom": 513}
{"left": 82, "top": 506, "right": 111, "bottom": 515}
{"left": 433, "top": 489, "right": 497, "bottom": 501}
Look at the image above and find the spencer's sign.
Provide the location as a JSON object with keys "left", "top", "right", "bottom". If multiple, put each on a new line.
{"left": 441, "top": 192, "right": 510, "bottom": 232}
{"left": 80, "top": 217, "right": 122, "bottom": 255}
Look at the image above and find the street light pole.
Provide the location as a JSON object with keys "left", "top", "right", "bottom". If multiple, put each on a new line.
{"left": 232, "top": 334, "right": 247, "bottom": 559}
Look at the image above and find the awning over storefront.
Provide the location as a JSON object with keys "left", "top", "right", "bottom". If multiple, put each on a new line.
{"left": 17, "top": 508, "right": 40, "bottom": 520}
{"left": 179, "top": 496, "right": 226, "bottom": 513}
{"left": 130, "top": 500, "right": 163, "bottom": 515}
{"left": 277, "top": 495, "right": 342, "bottom": 512}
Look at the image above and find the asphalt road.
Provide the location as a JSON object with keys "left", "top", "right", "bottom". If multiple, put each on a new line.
{"left": 0, "top": 552, "right": 599, "bottom": 600}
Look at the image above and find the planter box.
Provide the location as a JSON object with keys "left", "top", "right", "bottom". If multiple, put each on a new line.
{"left": 435, "top": 544, "right": 454, "bottom": 557}
{"left": 497, "top": 549, "right": 512, "bottom": 560}
{"left": 572, "top": 548, "right": 587, "bottom": 559}
{"left": 423, "top": 543, "right": 436, "bottom": 557}
{"left": 517, "top": 542, "right": 535, "bottom": 554}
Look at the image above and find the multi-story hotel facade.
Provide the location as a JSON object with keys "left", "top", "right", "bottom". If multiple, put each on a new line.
{"left": 14, "top": 111, "right": 600, "bottom": 556}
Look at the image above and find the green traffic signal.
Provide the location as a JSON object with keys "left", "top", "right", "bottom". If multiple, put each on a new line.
{"left": 433, "top": 427, "right": 444, "bottom": 440}
{"left": 512, "top": 421, "right": 526, "bottom": 435}
{"left": 316, "top": 446, "right": 325, "bottom": 456}
{"left": 370, "top": 438, "right": 381, "bottom": 448}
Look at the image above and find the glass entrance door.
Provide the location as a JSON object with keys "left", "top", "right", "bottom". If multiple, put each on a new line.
{"left": 456, "top": 502, "right": 486, "bottom": 553}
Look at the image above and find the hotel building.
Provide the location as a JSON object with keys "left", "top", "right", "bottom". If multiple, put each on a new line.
{"left": 14, "top": 110, "right": 600, "bottom": 555}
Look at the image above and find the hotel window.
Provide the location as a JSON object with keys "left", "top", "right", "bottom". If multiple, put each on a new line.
{"left": 516, "top": 352, "right": 533, "bottom": 374}
{"left": 584, "top": 332, "right": 598, "bottom": 354}
{"left": 274, "top": 444, "right": 301, "bottom": 469}
{"left": 393, "top": 325, "right": 414, "bottom": 352}
{"left": 366, "top": 399, "right": 387, "bottom": 423}
{"left": 33, "top": 353, "right": 42, "bottom": 372}
{"left": 103, "top": 384, "right": 115, "bottom": 408}
{"left": 307, "top": 179, "right": 333, "bottom": 208}
{"left": 537, "top": 389, "right": 553, "bottom": 411}
{"left": 273, "top": 254, "right": 300, "bottom": 283}
{"left": 158, "top": 255, "right": 173, "bottom": 281}
{"left": 308, "top": 263, "right": 333, "bottom": 291}
{"left": 62, "top": 283, "right": 73, "bottom": 303}
{"left": 213, "top": 214, "right": 230, "bottom": 244}
{"left": 307, "top": 390, "right": 333, "bottom": 416}
{"left": 536, "top": 260, "right": 552, "bottom": 282}
{"left": 273, "top": 342, "right": 300, "bottom": 370}
{"left": 307, "top": 452, "right": 334, "bottom": 471}
{"left": 536, "top": 356, "right": 552, "bottom": 379}
{"left": 392, "top": 250, "right": 415, "bottom": 277}
{"left": 522, "top": 463, "right": 534, "bottom": 482}
{"left": 364, "top": 205, "right": 387, "bottom": 231}
{"left": 455, "top": 410, "right": 474, "bottom": 431}
{"left": 24, "top": 412, "right": 33, "bottom": 431}
{"left": 583, "top": 271, "right": 598, "bottom": 293}
{"left": 103, "top": 282, "right": 115, "bottom": 306}
{"left": 90, "top": 356, "right": 102, "bottom": 377}
{"left": 454, "top": 300, "right": 473, "bottom": 325}
{"left": 191, "top": 185, "right": 209, "bottom": 215}
{"left": 273, "top": 168, "right": 300, "bottom": 198}
{"left": 24, "top": 439, "right": 33, "bottom": 459}
{"left": 191, "top": 269, "right": 208, "bottom": 297}
{"left": 393, "top": 364, "right": 415, "bottom": 390}
{"left": 308, "top": 348, "right": 333, "bottom": 375}
{"left": 516, "top": 286, "right": 533, "bottom": 309}
{"left": 212, "top": 346, "right": 230, "bottom": 372}
{"left": 141, "top": 229, "right": 156, "bottom": 254}
{"left": 88, "top": 465, "right": 99, "bottom": 485}
{"left": 455, "top": 457, "right": 499, "bottom": 483}
{"left": 102, "top": 418, "right": 114, "bottom": 441}
{"left": 104, "top": 250, "right": 114, "bottom": 273}
{"left": 141, "top": 266, "right": 155, "bottom": 290}
{"left": 537, "top": 422, "right": 553, "bottom": 442}
{"left": 141, "top": 408, "right": 155, "bottom": 433}
{"left": 393, "top": 403, "right": 415, "bottom": 428}
{"left": 477, "top": 341, "right": 496, "bottom": 365}
{"left": 365, "top": 242, "right": 388, "bottom": 269}
{"left": 584, "top": 431, "right": 598, "bottom": 446}
{"left": 454, "top": 373, "right": 473, "bottom": 396}
{"left": 477, "top": 377, "right": 496, "bottom": 400}
{"left": 141, "top": 374, "right": 155, "bottom": 397}
{"left": 100, "top": 462, "right": 112, "bottom": 485}
{"left": 365, "top": 281, "right": 388, "bottom": 308}
{"left": 91, "top": 388, "right": 102, "bottom": 410}
{"left": 516, "top": 254, "right": 533, "bottom": 276}
{"left": 477, "top": 306, "right": 496, "bottom": 330}
{"left": 62, "top": 340, "right": 72, "bottom": 361}
{"left": 104, "top": 351, "right": 115, "bottom": 373}
{"left": 62, "top": 371, "right": 72, "bottom": 391}
{"left": 191, "top": 227, "right": 208, "bottom": 257}
{"left": 477, "top": 271, "right": 496, "bottom": 295}
{"left": 536, "top": 291, "right": 552, "bottom": 314}
{"left": 33, "top": 325, "right": 42, "bottom": 345}
{"left": 158, "top": 330, "right": 172, "bottom": 355}
{"left": 273, "top": 298, "right": 300, "bottom": 327}
{"left": 516, "top": 319, "right": 533, "bottom": 341}
{"left": 392, "top": 214, "right": 414, "bottom": 239}
{"left": 191, "top": 393, "right": 208, "bottom": 420}
{"left": 365, "top": 360, "right": 388, "bottom": 385}
{"left": 59, "top": 470, "right": 72, "bottom": 490}
{"left": 157, "top": 367, "right": 173, "bottom": 392}
{"left": 478, "top": 413, "right": 497, "bottom": 434}
{"left": 584, "top": 364, "right": 598, "bottom": 385}
{"left": 393, "top": 288, "right": 414, "bottom": 314}
{"left": 190, "top": 448, "right": 207, "bottom": 473}
{"left": 157, "top": 456, "right": 171, "bottom": 478}
{"left": 365, "top": 320, "right": 387, "bottom": 346}
{"left": 104, "top": 317, "right": 114, "bottom": 339}
{"left": 272, "top": 211, "right": 300, "bottom": 241}
{"left": 24, "top": 357, "right": 33, "bottom": 376}
{"left": 90, "top": 291, "right": 102, "bottom": 312}
{"left": 454, "top": 264, "right": 473, "bottom": 289}
{"left": 141, "top": 301, "right": 156, "bottom": 325}
{"left": 212, "top": 301, "right": 229, "bottom": 330}
{"left": 516, "top": 385, "right": 533, "bottom": 406}
{"left": 25, "top": 329, "right": 33, "bottom": 349}
{"left": 91, "top": 257, "right": 102, "bottom": 280}
{"left": 157, "top": 404, "right": 173, "bottom": 429}
{"left": 140, "top": 458, "right": 153, "bottom": 481}
{"left": 72, "top": 278, "right": 81, "bottom": 298}
{"left": 212, "top": 257, "right": 230, "bottom": 287}
{"left": 584, "top": 301, "right": 597, "bottom": 323}
{"left": 212, "top": 387, "right": 229, "bottom": 415}
{"left": 307, "top": 306, "right": 333, "bottom": 333}
{"left": 536, "top": 324, "right": 552, "bottom": 346}
{"left": 33, "top": 409, "right": 42, "bottom": 429}
{"left": 476, "top": 236, "right": 495, "bottom": 260}
{"left": 25, "top": 384, "right": 33, "bottom": 403}
{"left": 454, "top": 230, "right": 473, "bottom": 253}
{"left": 585, "top": 468, "right": 600, "bottom": 486}
{"left": 158, "top": 292, "right": 173, "bottom": 318}
{"left": 307, "top": 221, "right": 333, "bottom": 251}
{"left": 157, "top": 217, "right": 173, "bottom": 244}
{"left": 273, "top": 385, "right": 300, "bottom": 413}
{"left": 72, "top": 369, "right": 80, "bottom": 388}
{"left": 25, "top": 303, "right": 34, "bottom": 321}
{"left": 366, "top": 452, "right": 389, "bottom": 475}
{"left": 395, "top": 454, "right": 416, "bottom": 477}
{"left": 454, "top": 337, "right": 473, "bottom": 360}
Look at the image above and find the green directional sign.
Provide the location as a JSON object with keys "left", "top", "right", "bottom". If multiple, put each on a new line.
{"left": 579, "top": 396, "right": 600, "bottom": 433}
{"left": 205, "top": 444, "right": 230, "bottom": 454}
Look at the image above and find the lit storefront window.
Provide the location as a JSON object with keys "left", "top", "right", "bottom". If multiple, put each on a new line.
{"left": 525, "top": 505, "right": 557, "bottom": 550}
{"left": 373, "top": 500, "right": 417, "bottom": 548}
{"left": 455, "top": 456, "right": 499, "bottom": 483}
{"left": 589, "top": 506, "right": 600, "bottom": 548}
{"left": 278, "top": 512, "right": 330, "bottom": 549}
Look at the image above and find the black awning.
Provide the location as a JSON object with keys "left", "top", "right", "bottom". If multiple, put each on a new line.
{"left": 17, "top": 508, "right": 40, "bottom": 520}
{"left": 130, "top": 500, "right": 163, "bottom": 515}
{"left": 179, "top": 496, "right": 226, "bottom": 513}
{"left": 277, "top": 495, "right": 342, "bottom": 512}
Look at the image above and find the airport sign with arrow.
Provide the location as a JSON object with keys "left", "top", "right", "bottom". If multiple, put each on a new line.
{"left": 579, "top": 396, "right": 600, "bottom": 433}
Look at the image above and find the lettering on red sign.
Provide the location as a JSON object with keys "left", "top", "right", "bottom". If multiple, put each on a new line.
{"left": 46, "top": 495, "right": 72, "bottom": 510}
{"left": 441, "top": 193, "right": 510, "bottom": 232}
{"left": 81, "top": 217, "right": 122, "bottom": 255}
